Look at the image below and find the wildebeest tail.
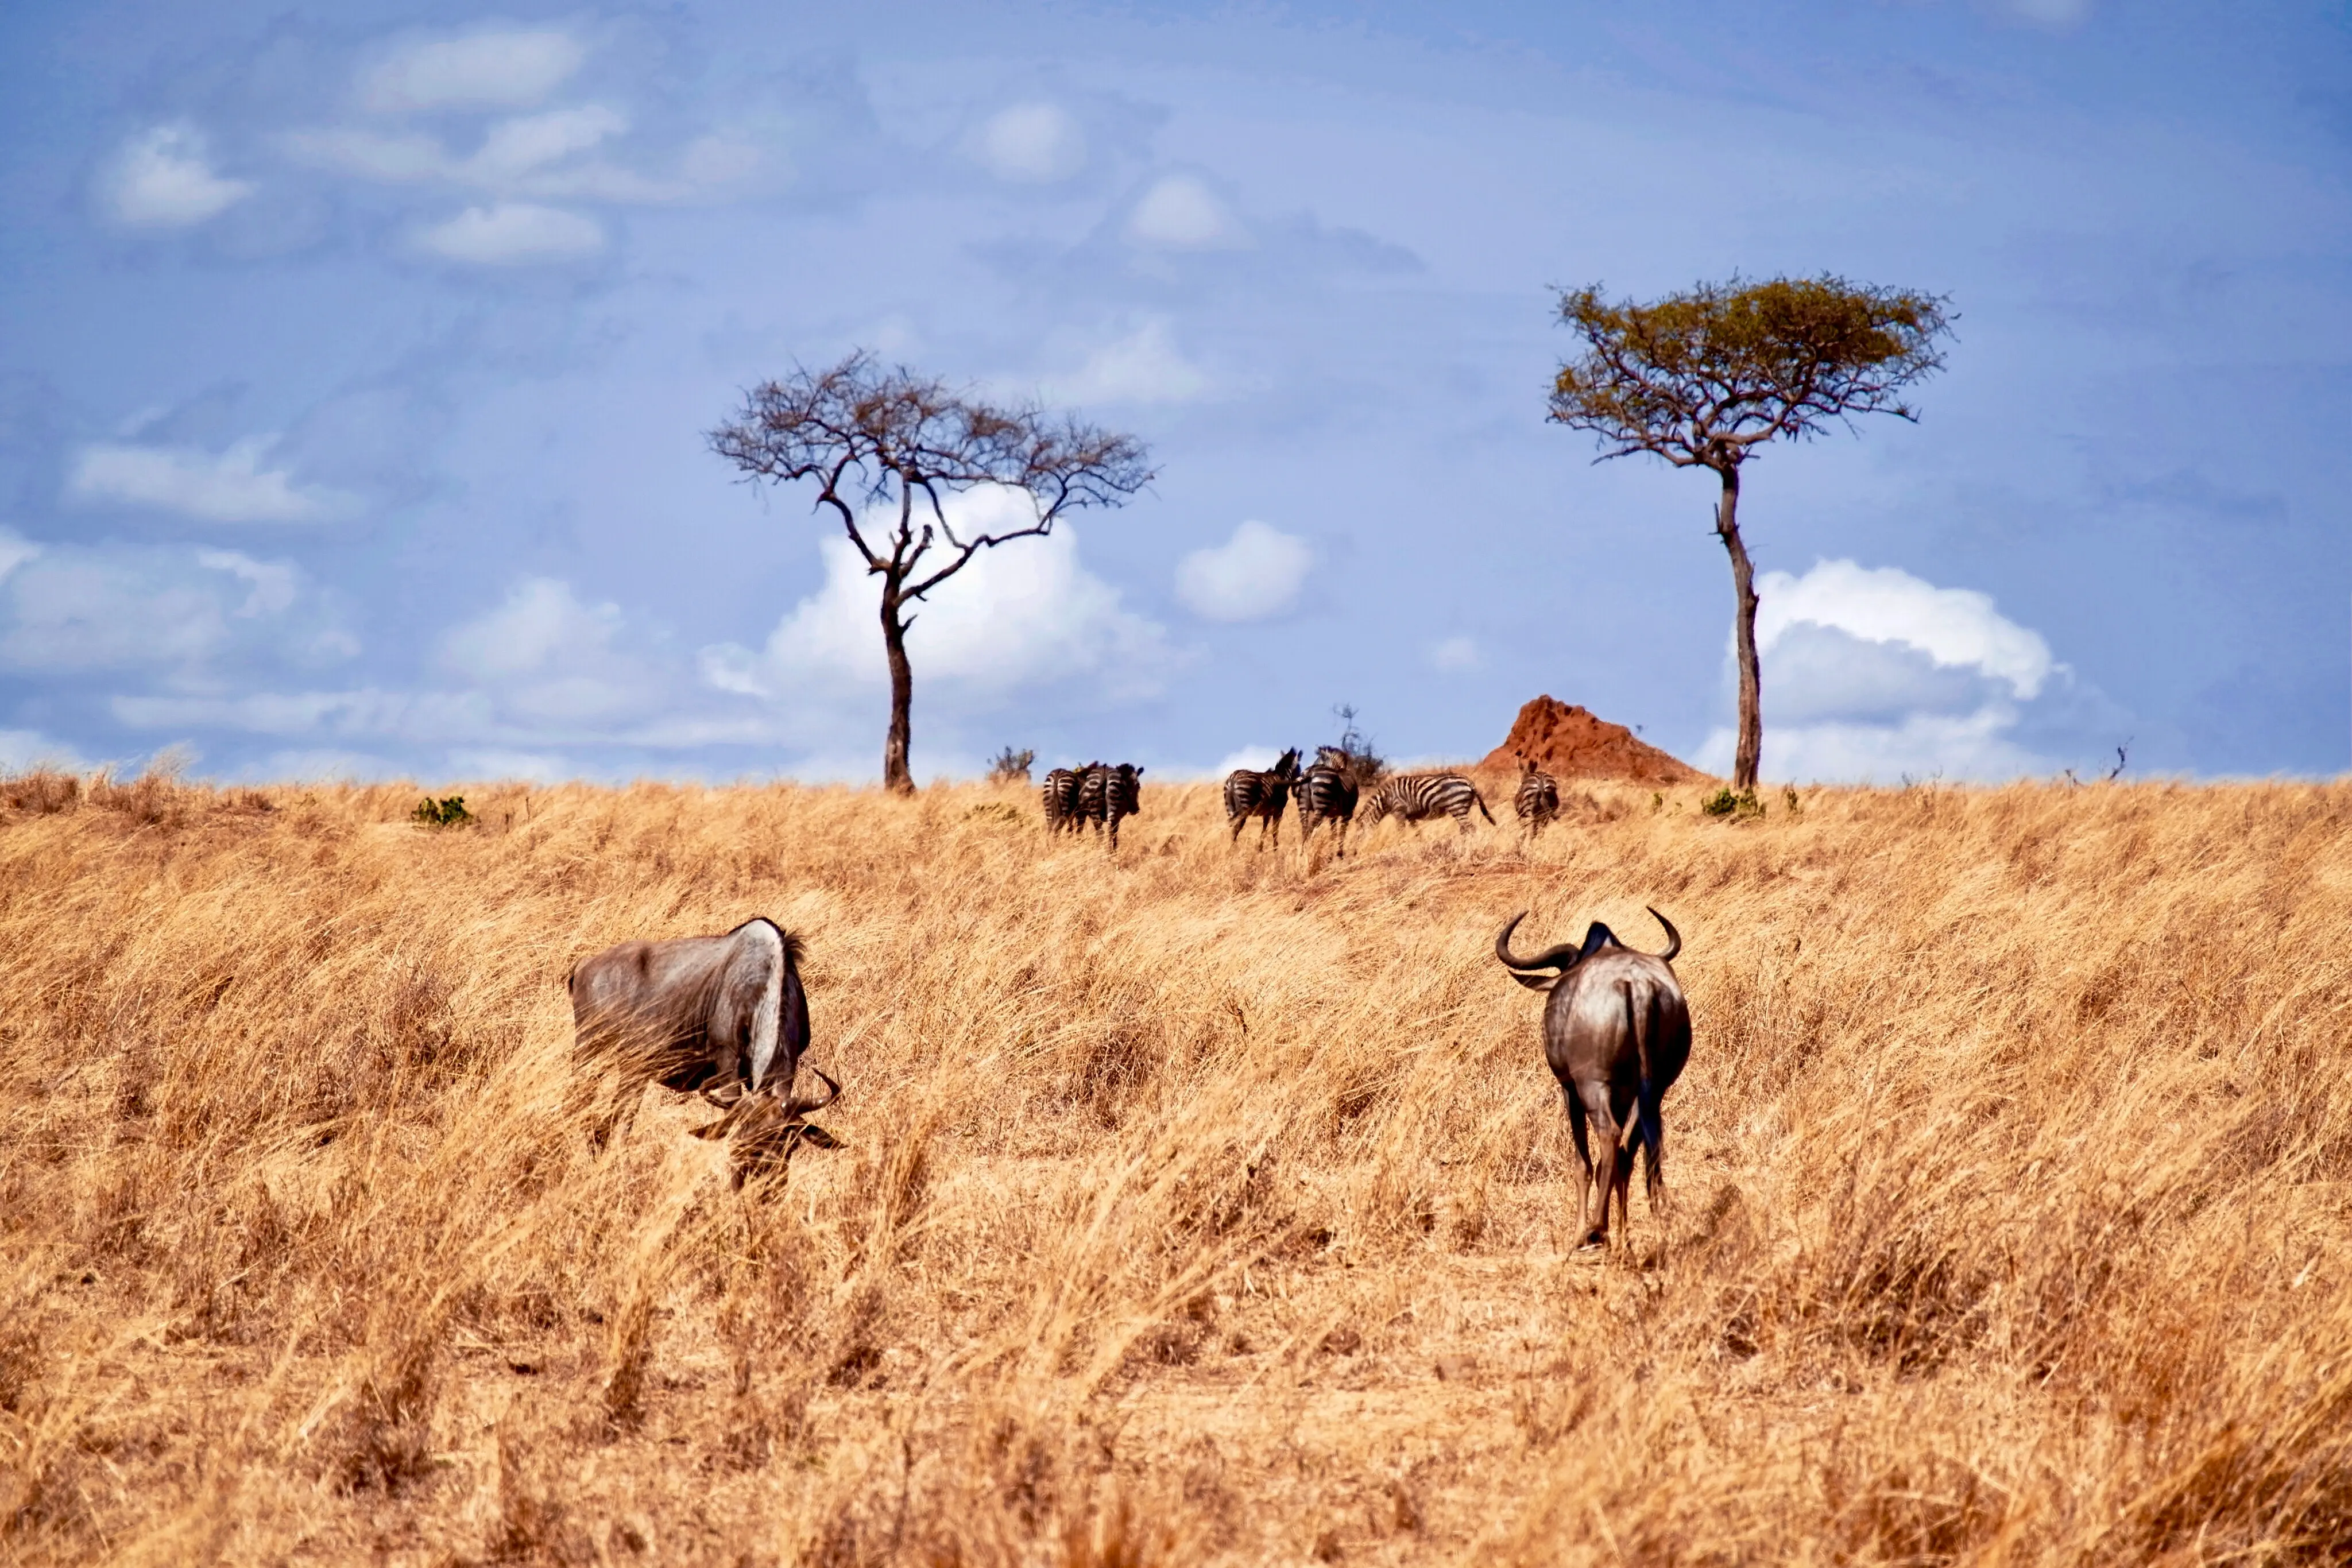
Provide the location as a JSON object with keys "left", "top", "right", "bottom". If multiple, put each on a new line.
{"left": 1626, "top": 982, "right": 1666, "bottom": 1184}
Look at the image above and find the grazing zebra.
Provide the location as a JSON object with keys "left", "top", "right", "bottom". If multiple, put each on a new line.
{"left": 1359, "top": 772, "right": 1495, "bottom": 834}
{"left": 1041, "top": 766, "right": 1087, "bottom": 834}
{"left": 1514, "top": 758, "right": 1561, "bottom": 838}
{"left": 1224, "top": 748, "right": 1301, "bottom": 850}
{"left": 1294, "top": 760, "right": 1360, "bottom": 858}
{"left": 1077, "top": 762, "right": 1145, "bottom": 850}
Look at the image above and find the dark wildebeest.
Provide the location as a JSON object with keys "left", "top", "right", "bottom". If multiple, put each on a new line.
{"left": 1041, "top": 765, "right": 1089, "bottom": 834}
{"left": 1077, "top": 761, "right": 1144, "bottom": 850}
{"left": 1494, "top": 908, "right": 1690, "bottom": 1252}
{"left": 1224, "top": 748, "right": 1300, "bottom": 850}
{"left": 568, "top": 917, "right": 841, "bottom": 1183}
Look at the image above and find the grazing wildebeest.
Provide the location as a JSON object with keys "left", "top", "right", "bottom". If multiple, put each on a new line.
{"left": 1224, "top": 748, "right": 1300, "bottom": 849}
{"left": 568, "top": 917, "right": 840, "bottom": 1159}
{"left": 1077, "top": 761, "right": 1144, "bottom": 850}
{"left": 1041, "top": 765, "right": 1087, "bottom": 834}
{"left": 1359, "top": 772, "right": 1495, "bottom": 835}
{"left": 1494, "top": 908, "right": 1690, "bottom": 1252}
{"left": 1294, "top": 753, "right": 1360, "bottom": 859}
{"left": 1514, "top": 759, "right": 1561, "bottom": 839}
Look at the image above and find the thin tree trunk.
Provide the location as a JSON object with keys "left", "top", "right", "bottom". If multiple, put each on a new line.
{"left": 880, "top": 587, "right": 915, "bottom": 794}
{"left": 1714, "top": 463, "right": 1762, "bottom": 791}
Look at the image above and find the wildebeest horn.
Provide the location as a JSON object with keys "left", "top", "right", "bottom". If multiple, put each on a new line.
{"left": 1494, "top": 911, "right": 1587, "bottom": 974}
{"left": 779, "top": 1066, "right": 841, "bottom": 1119}
{"left": 1646, "top": 907, "right": 1682, "bottom": 963}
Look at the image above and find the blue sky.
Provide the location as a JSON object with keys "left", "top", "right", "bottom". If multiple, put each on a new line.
{"left": 1, "top": 0, "right": 2346, "bottom": 784}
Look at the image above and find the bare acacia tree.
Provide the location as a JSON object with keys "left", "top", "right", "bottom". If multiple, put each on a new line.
{"left": 709, "top": 353, "right": 1153, "bottom": 793}
{"left": 1548, "top": 276, "right": 1953, "bottom": 790}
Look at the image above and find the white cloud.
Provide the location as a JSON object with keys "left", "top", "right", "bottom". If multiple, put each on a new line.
{"left": 1125, "top": 174, "right": 1247, "bottom": 250}
{"left": 1429, "top": 636, "right": 1480, "bottom": 673}
{"left": 0, "top": 542, "right": 344, "bottom": 675}
{"left": 415, "top": 203, "right": 604, "bottom": 264}
{"left": 1756, "top": 558, "right": 2055, "bottom": 698}
{"left": 1697, "top": 558, "right": 2076, "bottom": 782}
{"left": 101, "top": 125, "right": 253, "bottom": 227}
{"left": 0, "top": 529, "right": 38, "bottom": 586}
{"left": 360, "top": 29, "right": 587, "bottom": 114}
{"left": 0, "top": 730, "right": 90, "bottom": 773}
{"left": 439, "top": 578, "right": 659, "bottom": 725}
{"left": 467, "top": 106, "right": 630, "bottom": 181}
{"left": 705, "top": 489, "right": 1171, "bottom": 703}
{"left": 1175, "top": 520, "right": 1312, "bottom": 622}
{"left": 1999, "top": 0, "right": 2094, "bottom": 29}
{"left": 68, "top": 438, "right": 349, "bottom": 522}
{"left": 975, "top": 103, "right": 1086, "bottom": 183}
{"left": 1047, "top": 321, "right": 1210, "bottom": 406}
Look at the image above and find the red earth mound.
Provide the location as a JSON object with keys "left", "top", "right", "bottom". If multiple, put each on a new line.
{"left": 1477, "top": 695, "right": 1710, "bottom": 786}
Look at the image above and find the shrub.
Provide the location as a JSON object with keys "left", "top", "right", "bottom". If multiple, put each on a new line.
{"left": 1701, "top": 787, "right": 1765, "bottom": 819}
{"left": 412, "top": 795, "right": 473, "bottom": 828}
{"left": 987, "top": 747, "right": 1036, "bottom": 785}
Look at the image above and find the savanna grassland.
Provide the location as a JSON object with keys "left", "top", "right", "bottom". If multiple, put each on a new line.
{"left": 3, "top": 766, "right": 2350, "bottom": 1567}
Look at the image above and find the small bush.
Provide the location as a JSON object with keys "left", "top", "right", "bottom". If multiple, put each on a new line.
{"left": 1701, "top": 787, "right": 1765, "bottom": 819}
{"left": 987, "top": 747, "right": 1036, "bottom": 785}
{"left": 412, "top": 795, "right": 473, "bottom": 828}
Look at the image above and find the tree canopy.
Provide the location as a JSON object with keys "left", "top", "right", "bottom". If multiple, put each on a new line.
{"left": 709, "top": 353, "right": 1153, "bottom": 791}
{"left": 1549, "top": 275, "right": 1952, "bottom": 473}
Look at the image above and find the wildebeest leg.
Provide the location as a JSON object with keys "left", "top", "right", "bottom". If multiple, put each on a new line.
{"left": 1577, "top": 1079, "right": 1625, "bottom": 1249}
{"left": 1562, "top": 1081, "right": 1598, "bottom": 1247}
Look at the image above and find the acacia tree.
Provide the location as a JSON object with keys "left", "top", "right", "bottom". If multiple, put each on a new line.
{"left": 709, "top": 353, "right": 1152, "bottom": 793}
{"left": 1548, "top": 276, "right": 1953, "bottom": 791}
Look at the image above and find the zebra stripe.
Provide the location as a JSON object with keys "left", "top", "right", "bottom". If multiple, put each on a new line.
{"left": 1224, "top": 748, "right": 1299, "bottom": 849}
{"left": 1514, "top": 763, "right": 1560, "bottom": 837}
{"left": 1041, "top": 767, "right": 1085, "bottom": 833}
{"left": 1359, "top": 772, "right": 1495, "bottom": 833}
{"left": 1294, "top": 762, "right": 1360, "bottom": 857}
{"left": 1077, "top": 762, "right": 1145, "bottom": 850}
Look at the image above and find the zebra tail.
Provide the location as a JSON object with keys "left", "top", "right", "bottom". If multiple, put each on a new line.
{"left": 1473, "top": 785, "right": 1495, "bottom": 824}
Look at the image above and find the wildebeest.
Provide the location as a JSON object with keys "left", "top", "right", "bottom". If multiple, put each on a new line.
{"left": 1224, "top": 748, "right": 1300, "bottom": 849}
{"left": 1514, "top": 759, "right": 1561, "bottom": 839}
{"left": 1360, "top": 772, "right": 1495, "bottom": 835}
{"left": 1077, "top": 761, "right": 1144, "bottom": 850}
{"left": 1494, "top": 908, "right": 1690, "bottom": 1252}
{"left": 568, "top": 917, "right": 840, "bottom": 1164}
{"left": 1041, "top": 765, "right": 1088, "bottom": 834}
{"left": 1294, "top": 753, "right": 1360, "bottom": 858}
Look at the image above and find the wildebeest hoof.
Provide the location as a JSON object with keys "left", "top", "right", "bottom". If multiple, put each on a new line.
{"left": 1575, "top": 1230, "right": 1610, "bottom": 1252}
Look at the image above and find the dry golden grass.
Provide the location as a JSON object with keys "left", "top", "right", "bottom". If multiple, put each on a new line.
{"left": 3, "top": 766, "right": 2350, "bottom": 1566}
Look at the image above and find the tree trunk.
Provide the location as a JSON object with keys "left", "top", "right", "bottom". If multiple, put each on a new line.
{"left": 1714, "top": 463, "right": 1763, "bottom": 791}
{"left": 880, "top": 587, "right": 915, "bottom": 794}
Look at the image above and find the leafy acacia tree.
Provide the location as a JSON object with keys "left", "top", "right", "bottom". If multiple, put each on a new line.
{"left": 710, "top": 353, "right": 1153, "bottom": 793}
{"left": 1548, "top": 276, "right": 1953, "bottom": 790}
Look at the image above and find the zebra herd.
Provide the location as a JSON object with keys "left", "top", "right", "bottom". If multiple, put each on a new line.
{"left": 1040, "top": 761, "right": 1146, "bottom": 848}
{"left": 1035, "top": 750, "right": 1565, "bottom": 853}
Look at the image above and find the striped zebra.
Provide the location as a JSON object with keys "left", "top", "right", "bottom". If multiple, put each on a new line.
{"left": 1040, "top": 766, "right": 1088, "bottom": 834}
{"left": 1359, "top": 772, "right": 1495, "bottom": 834}
{"left": 1514, "top": 758, "right": 1561, "bottom": 838}
{"left": 1224, "top": 748, "right": 1300, "bottom": 850}
{"left": 1294, "top": 760, "right": 1360, "bottom": 858}
{"left": 1077, "top": 761, "right": 1145, "bottom": 850}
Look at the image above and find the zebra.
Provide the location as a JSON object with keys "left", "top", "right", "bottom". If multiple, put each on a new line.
{"left": 1294, "top": 759, "right": 1360, "bottom": 858}
{"left": 1223, "top": 748, "right": 1300, "bottom": 850}
{"left": 1514, "top": 758, "right": 1561, "bottom": 838}
{"left": 1041, "top": 766, "right": 1088, "bottom": 834}
{"left": 1359, "top": 772, "right": 1495, "bottom": 835}
{"left": 1077, "top": 762, "right": 1145, "bottom": 850}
